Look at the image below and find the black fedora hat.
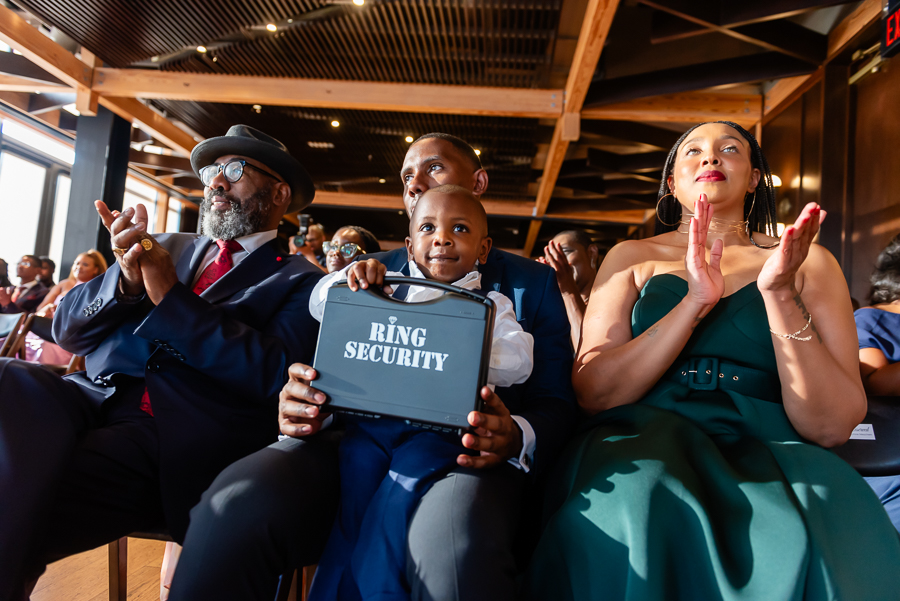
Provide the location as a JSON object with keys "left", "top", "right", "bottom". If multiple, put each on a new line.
{"left": 190, "top": 124, "right": 315, "bottom": 213}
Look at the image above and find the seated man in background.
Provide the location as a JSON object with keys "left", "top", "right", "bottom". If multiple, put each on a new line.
{"left": 0, "top": 254, "right": 49, "bottom": 314}
{"left": 173, "top": 133, "right": 577, "bottom": 601}
{"left": 538, "top": 229, "right": 601, "bottom": 350}
{"left": 0, "top": 125, "right": 333, "bottom": 601}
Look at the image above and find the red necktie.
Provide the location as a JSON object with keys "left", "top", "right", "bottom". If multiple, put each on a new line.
{"left": 140, "top": 239, "right": 243, "bottom": 416}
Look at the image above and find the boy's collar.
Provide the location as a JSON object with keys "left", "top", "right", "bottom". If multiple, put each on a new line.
{"left": 408, "top": 261, "right": 482, "bottom": 290}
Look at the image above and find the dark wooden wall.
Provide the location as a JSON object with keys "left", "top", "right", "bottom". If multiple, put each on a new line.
{"left": 762, "top": 55, "right": 900, "bottom": 305}
{"left": 850, "top": 58, "right": 900, "bottom": 303}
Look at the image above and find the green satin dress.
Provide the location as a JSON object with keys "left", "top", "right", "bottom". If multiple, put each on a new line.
{"left": 524, "top": 274, "right": 900, "bottom": 600}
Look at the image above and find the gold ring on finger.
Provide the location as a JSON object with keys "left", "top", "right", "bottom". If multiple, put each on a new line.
{"left": 141, "top": 239, "right": 153, "bottom": 251}
{"left": 112, "top": 247, "right": 127, "bottom": 256}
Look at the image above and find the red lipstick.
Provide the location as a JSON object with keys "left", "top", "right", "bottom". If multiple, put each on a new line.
{"left": 696, "top": 170, "right": 726, "bottom": 182}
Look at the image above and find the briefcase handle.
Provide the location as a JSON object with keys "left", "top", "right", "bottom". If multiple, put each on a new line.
{"left": 352, "top": 276, "right": 494, "bottom": 306}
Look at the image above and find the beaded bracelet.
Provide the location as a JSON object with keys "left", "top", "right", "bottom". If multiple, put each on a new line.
{"left": 770, "top": 313, "right": 812, "bottom": 341}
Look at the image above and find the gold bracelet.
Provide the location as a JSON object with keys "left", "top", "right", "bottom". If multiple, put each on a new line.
{"left": 770, "top": 313, "right": 812, "bottom": 341}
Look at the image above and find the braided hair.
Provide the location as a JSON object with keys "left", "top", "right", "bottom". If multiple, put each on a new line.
{"left": 655, "top": 121, "right": 778, "bottom": 238}
{"left": 869, "top": 234, "right": 900, "bottom": 305}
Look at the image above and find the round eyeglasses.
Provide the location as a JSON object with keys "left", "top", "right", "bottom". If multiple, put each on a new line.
{"left": 323, "top": 241, "right": 365, "bottom": 259}
{"left": 199, "top": 160, "right": 282, "bottom": 187}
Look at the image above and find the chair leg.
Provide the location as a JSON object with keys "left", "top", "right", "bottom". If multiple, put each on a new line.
{"left": 275, "top": 569, "right": 296, "bottom": 601}
{"left": 160, "top": 542, "right": 181, "bottom": 601}
{"left": 301, "top": 565, "right": 316, "bottom": 601}
{"left": 108, "top": 537, "right": 127, "bottom": 601}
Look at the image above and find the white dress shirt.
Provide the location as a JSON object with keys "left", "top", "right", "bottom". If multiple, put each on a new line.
{"left": 191, "top": 230, "right": 277, "bottom": 288}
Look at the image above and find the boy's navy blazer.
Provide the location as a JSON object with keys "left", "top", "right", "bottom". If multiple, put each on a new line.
{"left": 52, "top": 233, "right": 323, "bottom": 541}
{"left": 365, "top": 247, "right": 577, "bottom": 474}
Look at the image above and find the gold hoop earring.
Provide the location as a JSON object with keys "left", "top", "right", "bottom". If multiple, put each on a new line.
{"left": 744, "top": 190, "right": 757, "bottom": 220}
{"left": 656, "top": 192, "right": 681, "bottom": 227}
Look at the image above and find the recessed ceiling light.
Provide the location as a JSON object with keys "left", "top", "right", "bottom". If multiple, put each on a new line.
{"left": 150, "top": 55, "right": 159, "bottom": 62}
{"left": 287, "top": 18, "right": 294, "bottom": 23}
{"left": 353, "top": 0, "right": 365, "bottom": 5}
{"left": 212, "top": 56, "right": 218, "bottom": 62}
{"left": 378, "top": 178, "right": 386, "bottom": 183}
{"left": 197, "top": 45, "right": 207, "bottom": 53}
{"left": 331, "top": 120, "right": 340, "bottom": 128}
{"left": 266, "top": 23, "right": 277, "bottom": 32}
{"left": 405, "top": 136, "right": 414, "bottom": 143}
{"left": 252, "top": 104, "right": 262, "bottom": 113}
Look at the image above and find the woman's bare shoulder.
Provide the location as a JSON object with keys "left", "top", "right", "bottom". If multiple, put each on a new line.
{"left": 598, "top": 235, "right": 684, "bottom": 286}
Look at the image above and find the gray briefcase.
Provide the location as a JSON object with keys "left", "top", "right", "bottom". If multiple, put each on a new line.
{"left": 312, "top": 277, "right": 496, "bottom": 433}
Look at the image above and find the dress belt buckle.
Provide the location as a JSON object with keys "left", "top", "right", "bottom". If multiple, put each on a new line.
{"left": 686, "top": 357, "right": 719, "bottom": 391}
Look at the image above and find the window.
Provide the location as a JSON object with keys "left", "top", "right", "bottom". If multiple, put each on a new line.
{"left": 166, "top": 202, "right": 181, "bottom": 233}
{"left": 0, "top": 153, "right": 48, "bottom": 270}
{"left": 123, "top": 177, "right": 158, "bottom": 233}
{"left": 48, "top": 174, "right": 71, "bottom": 280}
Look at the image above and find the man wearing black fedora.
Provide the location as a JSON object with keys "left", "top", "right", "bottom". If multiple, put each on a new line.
{"left": 0, "top": 125, "right": 336, "bottom": 600}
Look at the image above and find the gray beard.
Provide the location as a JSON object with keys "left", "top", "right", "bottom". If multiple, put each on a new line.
{"left": 200, "top": 185, "right": 271, "bottom": 240}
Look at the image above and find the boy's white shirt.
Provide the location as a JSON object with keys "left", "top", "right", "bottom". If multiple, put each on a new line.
{"left": 307, "top": 261, "right": 537, "bottom": 472}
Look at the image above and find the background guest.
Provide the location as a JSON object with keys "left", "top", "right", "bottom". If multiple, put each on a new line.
{"left": 538, "top": 229, "right": 600, "bottom": 350}
{"left": 0, "top": 255, "right": 49, "bottom": 314}
{"left": 0, "top": 259, "right": 10, "bottom": 288}
{"left": 20, "top": 250, "right": 109, "bottom": 366}
{"left": 324, "top": 225, "right": 380, "bottom": 273}
{"left": 289, "top": 223, "right": 327, "bottom": 272}
{"left": 854, "top": 233, "right": 900, "bottom": 532}
{"left": 38, "top": 256, "right": 56, "bottom": 288}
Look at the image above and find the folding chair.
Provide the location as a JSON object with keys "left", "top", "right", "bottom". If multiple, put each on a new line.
{"left": 0, "top": 312, "right": 25, "bottom": 358}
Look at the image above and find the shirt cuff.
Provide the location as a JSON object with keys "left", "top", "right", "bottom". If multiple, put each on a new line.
{"left": 115, "top": 276, "right": 146, "bottom": 304}
{"left": 508, "top": 415, "right": 536, "bottom": 473}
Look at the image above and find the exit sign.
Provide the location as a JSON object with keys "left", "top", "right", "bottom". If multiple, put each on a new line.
{"left": 885, "top": 1, "right": 900, "bottom": 58}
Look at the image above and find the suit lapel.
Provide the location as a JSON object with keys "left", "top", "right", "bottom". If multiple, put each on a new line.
{"left": 201, "top": 239, "right": 283, "bottom": 304}
{"left": 178, "top": 236, "right": 213, "bottom": 287}
{"left": 478, "top": 247, "right": 505, "bottom": 294}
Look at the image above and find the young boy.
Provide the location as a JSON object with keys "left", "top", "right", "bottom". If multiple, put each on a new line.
{"left": 307, "top": 185, "right": 534, "bottom": 600}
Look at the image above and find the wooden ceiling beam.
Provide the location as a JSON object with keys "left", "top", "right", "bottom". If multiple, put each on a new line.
{"left": 639, "top": 0, "right": 827, "bottom": 62}
{"left": 99, "top": 97, "right": 197, "bottom": 157}
{"left": 583, "top": 91, "right": 762, "bottom": 127}
{"left": 0, "top": 4, "right": 196, "bottom": 155}
{"left": 128, "top": 148, "right": 193, "bottom": 172}
{"left": 580, "top": 120, "right": 681, "bottom": 149}
{"left": 92, "top": 68, "right": 564, "bottom": 119}
{"left": 585, "top": 53, "right": 815, "bottom": 107}
{"left": 763, "top": 0, "right": 880, "bottom": 122}
{"left": 0, "top": 4, "right": 91, "bottom": 90}
{"left": 0, "top": 73, "right": 70, "bottom": 93}
{"left": 523, "top": 0, "right": 621, "bottom": 256}
{"left": 722, "top": 0, "right": 854, "bottom": 28}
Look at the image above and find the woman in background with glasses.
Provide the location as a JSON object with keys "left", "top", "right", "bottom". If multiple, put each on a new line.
{"left": 325, "top": 226, "right": 381, "bottom": 273}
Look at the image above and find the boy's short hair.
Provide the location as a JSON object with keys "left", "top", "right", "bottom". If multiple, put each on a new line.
{"left": 414, "top": 185, "right": 488, "bottom": 238}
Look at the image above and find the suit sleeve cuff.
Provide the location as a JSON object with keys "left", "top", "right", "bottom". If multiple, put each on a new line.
{"left": 508, "top": 415, "right": 536, "bottom": 473}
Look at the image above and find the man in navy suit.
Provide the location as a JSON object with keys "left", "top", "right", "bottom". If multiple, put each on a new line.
{"left": 0, "top": 125, "right": 334, "bottom": 600}
{"left": 174, "top": 133, "right": 577, "bottom": 601}
{"left": 0, "top": 255, "right": 49, "bottom": 314}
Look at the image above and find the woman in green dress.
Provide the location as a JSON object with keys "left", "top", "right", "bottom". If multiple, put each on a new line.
{"left": 524, "top": 121, "right": 900, "bottom": 600}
